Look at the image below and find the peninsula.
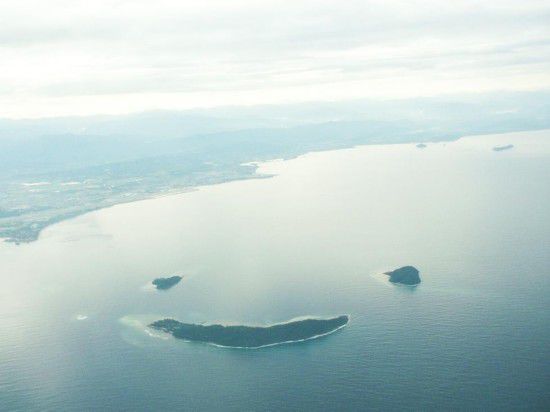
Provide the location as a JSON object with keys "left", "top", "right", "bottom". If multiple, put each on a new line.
{"left": 149, "top": 315, "right": 349, "bottom": 348}
{"left": 152, "top": 276, "right": 182, "bottom": 290}
{"left": 385, "top": 266, "right": 421, "bottom": 285}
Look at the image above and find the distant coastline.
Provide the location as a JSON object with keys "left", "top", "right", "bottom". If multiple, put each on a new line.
{"left": 3, "top": 128, "right": 546, "bottom": 244}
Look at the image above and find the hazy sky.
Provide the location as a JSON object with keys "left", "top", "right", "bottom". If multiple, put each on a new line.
{"left": 1, "top": 0, "right": 550, "bottom": 118}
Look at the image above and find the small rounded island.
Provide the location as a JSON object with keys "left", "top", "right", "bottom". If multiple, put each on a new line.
{"left": 384, "top": 266, "right": 421, "bottom": 285}
{"left": 152, "top": 275, "right": 182, "bottom": 290}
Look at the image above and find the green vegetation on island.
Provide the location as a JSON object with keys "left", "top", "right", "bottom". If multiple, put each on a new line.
{"left": 385, "top": 266, "right": 421, "bottom": 285}
{"left": 149, "top": 315, "right": 349, "bottom": 348}
{"left": 152, "top": 276, "right": 182, "bottom": 290}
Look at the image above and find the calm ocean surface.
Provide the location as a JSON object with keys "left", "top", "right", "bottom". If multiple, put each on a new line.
{"left": 1, "top": 130, "right": 549, "bottom": 411}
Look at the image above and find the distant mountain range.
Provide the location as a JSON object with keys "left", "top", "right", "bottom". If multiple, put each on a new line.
{"left": 1, "top": 91, "right": 549, "bottom": 243}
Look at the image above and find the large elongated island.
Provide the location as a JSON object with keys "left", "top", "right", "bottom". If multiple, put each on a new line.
{"left": 149, "top": 315, "right": 349, "bottom": 348}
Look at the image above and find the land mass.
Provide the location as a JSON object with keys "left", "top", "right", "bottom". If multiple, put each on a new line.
{"left": 493, "top": 144, "right": 514, "bottom": 151}
{"left": 2, "top": 92, "right": 549, "bottom": 244}
{"left": 416, "top": 143, "right": 427, "bottom": 148}
{"left": 385, "top": 266, "right": 421, "bottom": 285}
{"left": 152, "top": 276, "right": 182, "bottom": 290}
{"left": 149, "top": 315, "right": 349, "bottom": 348}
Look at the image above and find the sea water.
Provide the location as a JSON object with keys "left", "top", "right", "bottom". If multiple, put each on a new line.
{"left": 1, "top": 130, "right": 549, "bottom": 410}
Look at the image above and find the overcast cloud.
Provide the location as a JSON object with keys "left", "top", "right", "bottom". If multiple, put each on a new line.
{"left": 1, "top": 0, "right": 549, "bottom": 117}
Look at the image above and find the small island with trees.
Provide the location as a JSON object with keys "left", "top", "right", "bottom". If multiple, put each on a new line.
{"left": 152, "top": 275, "right": 182, "bottom": 290}
{"left": 384, "top": 266, "right": 421, "bottom": 285}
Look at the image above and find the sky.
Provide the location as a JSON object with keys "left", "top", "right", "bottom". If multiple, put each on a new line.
{"left": 1, "top": 0, "right": 550, "bottom": 118}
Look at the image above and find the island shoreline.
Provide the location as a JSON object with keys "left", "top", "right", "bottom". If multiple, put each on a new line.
{"left": 149, "top": 315, "right": 351, "bottom": 349}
